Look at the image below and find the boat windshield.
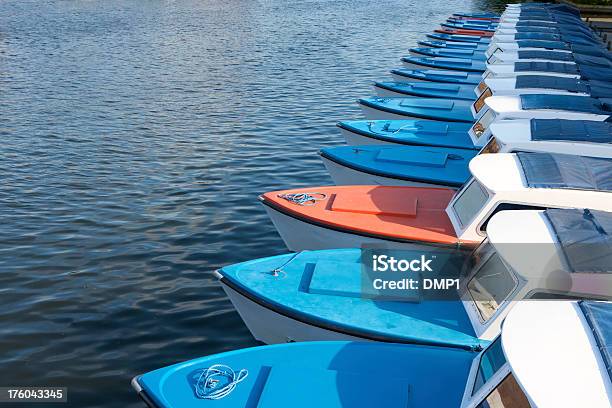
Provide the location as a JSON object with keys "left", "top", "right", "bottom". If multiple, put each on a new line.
{"left": 479, "top": 137, "right": 501, "bottom": 155}
{"left": 473, "top": 88, "right": 493, "bottom": 114}
{"left": 470, "top": 108, "right": 496, "bottom": 139}
{"left": 472, "top": 336, "right": 506, "bottom": 396}
{"left": 475, "top": 373, "right": 531, "bottom": 408}
{"left": 467, "top": 252, "right": 517, "bottom": 322}
{"left": 451, "top": 180, "right": 489, "bottom": 227}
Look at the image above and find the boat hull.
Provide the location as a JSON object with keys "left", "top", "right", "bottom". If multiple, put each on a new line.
{"left": 220, "top": 281, "right": 365, "bottom": 344}
{"left": 262, "top": 202, "right": 438, "bottom": 251}
{"left": 321, "top": 156, "right": 451, "bottom": 188}
{"left": 359, "top": 102, "right": 430, "bottom": 121}
{"left": 339, "top": 126, "right": 399, "bottom": 145}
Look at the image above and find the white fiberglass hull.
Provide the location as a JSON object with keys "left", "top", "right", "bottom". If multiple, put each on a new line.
{"left": 338, "top": 126, "right": 399, "bottom": 146}
{"left": 360, "top": 103, "right": 426, "bottom": 121}
{"left": 374, "top": 85, "right": 411, "bottom": 98}
{"left": 219, "top": 281, "right": 363, "bottom": 344}
{"left": 391, "top": 73, "right": 426, "bottom": 83}
{"left": 321, "top": 156, "right": 448, "bottom": 188}
{"left": 262, "top": 203, "right": 433, "bottom": 251}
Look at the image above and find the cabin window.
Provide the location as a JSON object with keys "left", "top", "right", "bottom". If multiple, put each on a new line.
{"left": 467, "top": 253, "right": 517, "bottom": 321}
{"left": 475, "top": 373, "right": 531, "bottom": 408}
{"left": 478, "top": 203, "right": 546, "bottom": 233}
{"left": 452, "top": 180, "right": 489, "bottom": 227}
{"left": 479, "top": 137, "right": 501, "bottom": 155}
{"left": 474, "top": 88, "right": 493, "bottom": 114}
{"left": 471, "top": 109, "right": 496, "bottom": 139}
{"left": 472, "top": 336, "right": 506, "bottom": 396}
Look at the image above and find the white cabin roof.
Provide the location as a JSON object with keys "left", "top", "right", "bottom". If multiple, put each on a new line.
{"left": 488, "top": 119, "right": 612, "bottom": 158}
{"left": 484, "top": 95, "right": 611, "bottom": 121}
{"left": 502, "top": 301, "right": 612, "bottom": 408}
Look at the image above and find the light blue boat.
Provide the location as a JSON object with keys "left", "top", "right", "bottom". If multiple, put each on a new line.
{"left": 452, "top": 11, "right": 499, "bottom": 19}
{"left": 417, "top": 40, "right": 489, "bottom": 51}
{"left": 409, "top": 46, "right": 486, "bottom": 60}
{"left": 134, "top": 341, "right": 474, "bottom": 408}
{"left": 441, "top": 21, "right": 497, "bottom": 31}
{"left": 391, "top": 68, "right": 482, "bottom": 85}
{"left": 374, "top": 81, "right": 477, "bottom": 100}
{"left": 359, "top": 97, "right": 473, "bottom": 122}
{"left": 336, "top": 120, "right": 476, "bottom": 149}
{"left": 216, "top": 249, "right": 483, "bottom": 348}
{"left": 320, "top": 144, "right": 477, "bottom": 187}
{"left": 401, "top": 56, "right": 486, "bottom": 72}
{"left": 426, "top": 32, "right": 491, "bottom": 43}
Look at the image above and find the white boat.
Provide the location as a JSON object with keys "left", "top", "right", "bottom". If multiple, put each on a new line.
{"left": 260, "top": 152, "right": 612, "bottom": 251}
{"left": 470, "top": 94, "right": 611, "bottom": 141}
{"left": 472, "top": 76, "right": 610, "bottom": 100}
{"left": 217, "top": 208, "right": 612, "bottom": 346}
{"left": 476, "top": 119, "right": 612, "bottom": 155}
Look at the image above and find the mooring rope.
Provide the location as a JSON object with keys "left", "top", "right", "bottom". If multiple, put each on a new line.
{"left": 195, "top": 364, "right": 249, "bottom": 400}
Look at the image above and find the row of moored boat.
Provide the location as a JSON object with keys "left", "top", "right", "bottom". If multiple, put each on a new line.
{"left": 132, "top": 3, "right": 612, "bottom": 408}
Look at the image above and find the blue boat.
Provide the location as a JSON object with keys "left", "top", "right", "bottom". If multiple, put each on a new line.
{"left": 391, "top": 68, "right": 482, "bottom": 85}
{"left": 359, "top": 97, "right": 473, "bottom": 122}
{"left": 418, "top": 40, "right": 489, "bottom": 51}
{"left": 134, "top": 341, "right": 475, "bottom": 408}
{"left": 216, "top": 248, "right": 483, "bottom": 348}
{"left": 409, "top": 46, "right": 486, "bottom": 60}
{"left": 374, "top": 81, "right": 477, "bottom": 100}
{"left": 426, "top": 32, "right": 491, "bottom": 43}
{"left": 320, "top": 145, "right": 476, "bottom": 187}
{"left": 452, "top": 11, "right": 499, "bottom": 19}
{"left": 441, "top": 21, "right": 497, "bottom": 31}
{"left": 336, "top": 120, "right": 476, "bottom": 149}
{"left": 401, "top": 56, "right": 486, "bottom": 72}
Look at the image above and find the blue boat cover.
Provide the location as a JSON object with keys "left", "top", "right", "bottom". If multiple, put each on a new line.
{"left": 410, "top": 47, "right": 486, "bottom": 60}
{"left": 545, "top": 209, "right": 612, "bottom": 273}
{"left": 515, "top": 32, "right": 562, "bottom": 42}
{"left": 517, "top": 50, "right": 575, "bottom": 62}
{"left": 360, "top": 97, "right": 473, "bottom": 122}
{"left": 531, "top": 119, "right": 612, "bottom": 143}
{"left": 579, "top": 301, "right": 612, "bottom": 382}
{"left": 578, "top": 65, "right": 612, "bottom": 82}
{"left": 516, "top": 21, "right": 559, "bottom": 28}
{"left": 320, "top": 145, "right": 476, "bottom": 186}
{"left": 391, "top": 69, "right": 482, "bottom": 85}
{"left": 516, "top": 40, "right": 569, "bottom": 50}
{"left": 375, "top": 82, "right": 477, "bottom": 101}
{"left": 337, "top": 120, "right": 476, "bottom": 150}
{"left": 517, "top": 152, "right": 612, "bottom": 191}
{"left": 426, "top": 33, "right": 491, "bottom": 44}
{"left": 516, "top": 76, "right": 612, "bottom": 99}
{"left": 515, "top": 76, "right": 590, "bottom": 93}
{"left": 515, "top": 61, "right": 579, "bottom": 75}
{"left": 402, "top": 57, "right": 485, "bottom": 72}
{"left": 418, "top": 40, "right": 488, "bottom": 51}
{"left": 519, "top": 95, "right": 611, "bottom": 115}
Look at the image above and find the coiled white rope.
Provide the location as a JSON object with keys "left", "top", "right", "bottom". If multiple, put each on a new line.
{"left": 277, "top": 192, "right": 327, "bottom": 206}
{"left": 195, "top": 364, "right": 248, "bottom": 400}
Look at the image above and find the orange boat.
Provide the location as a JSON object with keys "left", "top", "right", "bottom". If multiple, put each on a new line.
{"left": 260, "top": 185, "right": 465, "bottom": 251}
{"left": 434, "top": 28, "right": 494, "bottom": 37}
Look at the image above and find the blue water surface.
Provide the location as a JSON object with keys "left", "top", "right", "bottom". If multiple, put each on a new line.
{"left": 0, "top": 0, "right": 490, "bottom": 406}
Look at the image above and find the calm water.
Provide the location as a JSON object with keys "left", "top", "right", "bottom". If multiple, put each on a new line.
{"left": 0, "top": 0, "right": 495, "bottom": 406}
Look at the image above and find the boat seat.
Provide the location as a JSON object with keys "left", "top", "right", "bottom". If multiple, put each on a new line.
{"left": 519, "top": 94, "right": 611, "bottom": 114}
{"left": 517, "top": 152, "right": 612, "bottom": 191}
{"left": 515, "top": 61, "right": 579, "bottom": 75}
{"left": 530, "top": 119, "right": 612, "bottom": 143}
